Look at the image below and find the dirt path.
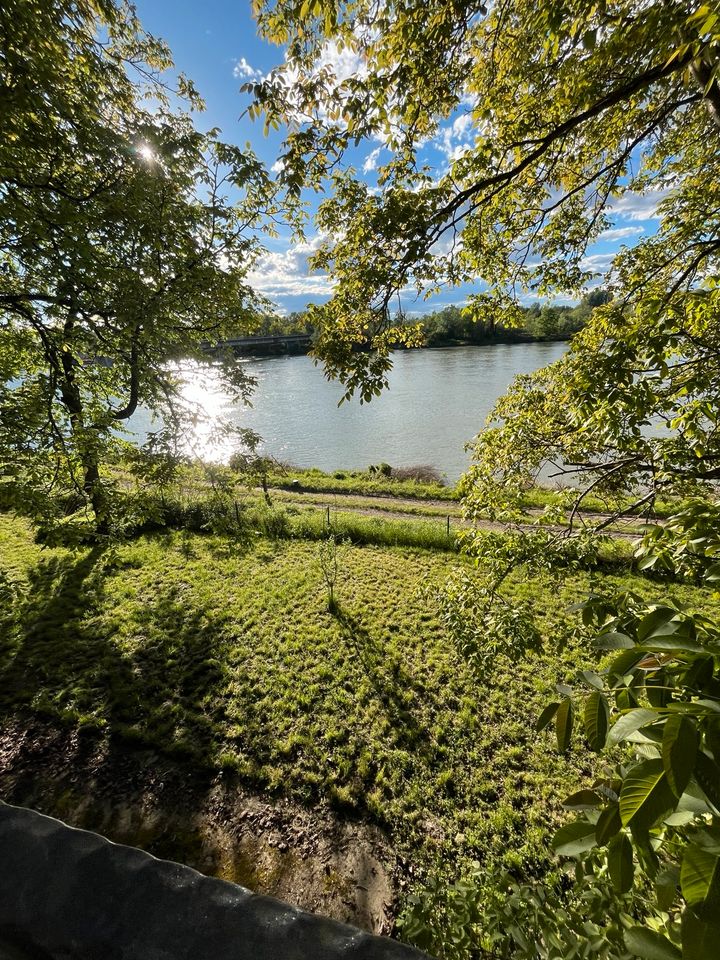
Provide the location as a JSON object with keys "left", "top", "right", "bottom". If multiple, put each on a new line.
{"left": 0, "top": 715, "right": 401, "bottom": 936}
{"left": 269, "top": 488, "right": 644, "bottom": 540}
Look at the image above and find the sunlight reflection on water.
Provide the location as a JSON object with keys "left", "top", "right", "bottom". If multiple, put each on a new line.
{"left": 127, "top": 343, "right": 568, "bottom": 482}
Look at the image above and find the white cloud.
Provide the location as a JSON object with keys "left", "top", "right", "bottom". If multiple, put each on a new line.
{"left": 234, "top": 57, "right": 263, "bottom": 80}
{"left": 580, "top": 252, "right": 616, "bottom": 272}
{"left": 271, "top": 159, "right": 285, "bottom": 175}
{"left": 292, "top": 232, "right": 328, "bottom": 254}
{"left": 277, "top": 39, "right": 367, "bottom": 124}
{"left": 247, "top": 241, "right": 332, "bottom": 299}
{"left": 316, "top": 40, "right": 366, "bottom": 84}
{"left": 362, "top": 146, "right": 382, "bottom": 173}
{"left": 435, "top": 111, "right": 475, "bottom": 162}
{"left": 599, "top": 225, "right": 645, "bottom": 241}
{"left": 609, "top": 189, "right": 670, "bottom": 221}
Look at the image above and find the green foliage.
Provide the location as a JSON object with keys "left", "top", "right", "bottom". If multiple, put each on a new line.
{"left": 317, "top": 530, "right": 347, "bottom": 612}
{"left": 0, "top": 511, "right": 619, "bottom": 875}
{"left": 265, "top": 465, "right": 454, "bottom": 500}
{"left": 463, "top": 290, "right": 720, "bottom": 537}
{"left": 248, "top": 0, "right": 720, "bottom": 543}
{"left": 539, "top": 590, "right": 720, "bottom": 959}
{"left": 634, "top": 500, "right": 720, "bottom": 582}
{"left": 5, "top": 509, "right": 720, "bottom": 954}
{"left": 0, "top": 561, "right": 24, "bottom": 634}
{"left": 398, "top": 858, "right": 639, "bottom": 960}
{"left": 249, "top": 0, "right": 720, "bottom": 416}
{"left": 368, "top": 462, "right": 393, "bottom": 477}
{"left": 436, "top": 569, "right": 542, "bottom": 675}
{"left": 1, "top": 0, "right": 276, "bottom": 530}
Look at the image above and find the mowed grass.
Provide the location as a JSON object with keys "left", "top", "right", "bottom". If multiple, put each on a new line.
{"left": 1, "top": 512, "right": 715, "bottom": 879}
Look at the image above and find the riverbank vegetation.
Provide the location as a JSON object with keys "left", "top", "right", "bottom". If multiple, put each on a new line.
{"left": 248, "top": 290, "right": 611, "bottom": 353}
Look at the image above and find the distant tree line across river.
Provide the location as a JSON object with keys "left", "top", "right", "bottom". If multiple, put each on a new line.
{"left": 247, "top": 289, "right": 611, "bottom": 353}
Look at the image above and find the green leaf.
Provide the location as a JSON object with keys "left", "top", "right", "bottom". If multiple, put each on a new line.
{"left": 703, "top": 562, "right": 720, "bottom": 582}
{"left": 623, "top": 927, "right": 680, "bottom": 960}
{"left": 608, "top": 649, "right": 645, "bottom": 678}
{"left": 637, "top": 607, "right": 682, "bottom": 641}
{"left": 670, "top": 782, "right": 718, "bottom": 820}
{"left": 617, "top": 687, "right": 640, "bottom": 712}
{"left": 555, "top": 697, "right": 573, "bottom": 753}
{"left": 681, "top": 906, "right": 720, "bottom": 960}
{"left": 646, "top": 670, "right": 669, "bottom": 708}
{"left": 536, "top": 701, "right": 560, "bottom": 732}
{"left": 706, "top": 721, "right": 720, "bottom": 762}
{"left": 639, "top": 636, "right": 703, "bottom": 653}
{"left": 655, "top": 865, "right": 679, "bottom": 911}
{"left": 562, "top": 789, "right": 602, "bottom": 809}
{"left": 631, "top": 821, "right": 660, "bottom": 878}
{"left": 596, "top": 802, "right": 622, "bottom": 844}
{"left": 608, "top": 832, "right": 634, "bottom": 893}
{"left": 584, "top": 690, "right": 609, "bottom": 751}
{"left": 609, "top": 708, "right": 658, "bottom": 744}
{"left": 695, "top": 753, "right": 720, "bottom": 812}
{"left": 662, "top": 715, "right": 697, "bottom": 797}
{"left": 681, "top": 842, "right": 720, "bottom": 908}
{"left": 580, "top": 669, "right": 604, "bottom": 690}
{"left": 619, "top": 759, "right": 677, "bottom": 829}
{"left": 552, "top": 818, "right": 598, "bottom": 856}
{"left": 595, "top": 631, "right": 634, "bottom": 649}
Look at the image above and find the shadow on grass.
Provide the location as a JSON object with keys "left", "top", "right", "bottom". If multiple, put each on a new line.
{"left": 0, "top": 537, "right": 247, "bottom": 871}
{"left": 332, "top": 604, "right": 437, "bottom": 764}
{"left": 1, "top": 533, "right": 445, "bottom": 837}
{"left": 0, "top": 539, "right": 235, "bottom": 765}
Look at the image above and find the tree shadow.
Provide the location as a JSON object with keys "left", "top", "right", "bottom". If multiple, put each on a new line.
{"left": 332, "top": 604, "right": 438, "bottom": 765}
{"left": 0, "top": 535, "right": 248, "bottom": 885}
{"left": 1, "top": 535, "right": 439, "bottom": 892}
{"left": 0, "top": 537, "right": 237, "bottom": 773}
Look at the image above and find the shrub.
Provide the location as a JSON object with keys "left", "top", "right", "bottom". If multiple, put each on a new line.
{"left": 392, "top": 465, "right": 445, "bottom": 485}
{"left": 535, "top": 588, "right": 720, "bottom": 960}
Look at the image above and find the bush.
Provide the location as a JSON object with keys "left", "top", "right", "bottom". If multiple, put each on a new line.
{"left": 535, "top": 588, "right": 720, "bottom": 960}
{"left": 398, "top": 860, "right": 636, "bottom": 960}
{"left": 391, "top": 464, "right": 445, "bottom": 485}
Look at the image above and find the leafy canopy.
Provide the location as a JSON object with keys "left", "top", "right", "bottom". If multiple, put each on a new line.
{"left": 248, "top": 2, "right": 720, "bottom": 957}
{"left": 249, "top": 0, "right": 720, "bottom": 508}
{"left": 1, "top": 0, "right": 277, "bottom": 530}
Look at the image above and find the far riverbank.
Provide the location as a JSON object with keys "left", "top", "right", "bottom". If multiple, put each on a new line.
{"left": 226, "top": 329, "right": 572, "bottom": 358}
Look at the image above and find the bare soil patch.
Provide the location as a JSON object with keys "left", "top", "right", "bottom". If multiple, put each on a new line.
{"left": 0, "top": 715, "right": 400, "bottom": 935}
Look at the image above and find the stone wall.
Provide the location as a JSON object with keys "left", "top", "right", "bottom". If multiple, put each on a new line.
{"left": 0, "top": 802, "right": 433, "bottom": 960}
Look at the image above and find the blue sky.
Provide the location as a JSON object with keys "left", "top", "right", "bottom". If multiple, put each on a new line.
{"left": 136, "top": 0, "right": 664, "bottom": 315}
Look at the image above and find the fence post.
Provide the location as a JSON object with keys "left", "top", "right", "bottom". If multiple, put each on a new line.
{"left": 447, "top": 515, "right": 451, "bottom": 538}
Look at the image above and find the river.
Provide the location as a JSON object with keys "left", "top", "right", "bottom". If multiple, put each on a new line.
{"left": 128, "top": 342, "right": 567, "bottom": 482}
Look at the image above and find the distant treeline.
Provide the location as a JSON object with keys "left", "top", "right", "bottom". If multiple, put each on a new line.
{"left": 249, "top": 289, "right": 611, "bottom": 348}
{"left": 418, "top": 288, "right": 612, "bottom": 345}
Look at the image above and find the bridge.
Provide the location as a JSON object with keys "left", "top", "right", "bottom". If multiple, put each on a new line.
{"left": 206, "top": 334, "right": 313, "bottom": 356}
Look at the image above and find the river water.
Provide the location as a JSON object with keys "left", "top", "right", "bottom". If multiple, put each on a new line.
{"left": 128, "top": 342, "right": 567, "bottom": 482}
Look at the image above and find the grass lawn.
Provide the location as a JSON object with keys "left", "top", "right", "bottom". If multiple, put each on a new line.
{"left": 1, "top": 511, "right": 715, "bottom": 886}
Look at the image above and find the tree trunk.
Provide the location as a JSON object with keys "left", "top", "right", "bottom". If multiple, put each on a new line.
{"left": 82, "top": 456, "right": 108, "bottom": 536}
{"left": 58, "top": 322, "right": 108, "bottom": 534}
